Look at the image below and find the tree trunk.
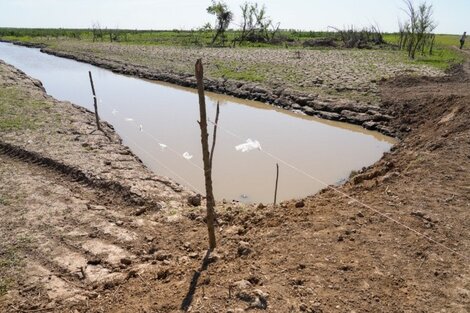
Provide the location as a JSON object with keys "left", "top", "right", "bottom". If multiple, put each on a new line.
{"left": 429, "top": 34, "right": 435, "bottom": 55}
{"left": 195, "top": 59, "right": 217, "bottom": 250}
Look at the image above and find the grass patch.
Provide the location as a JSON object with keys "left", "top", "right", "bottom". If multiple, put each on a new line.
{"left": 383, "top": 33, "right": 465, "bottom": 70}
{"left": 413, "top": 48, "right": 464, "bottom": 70}
{"left": 0, "top": 87, "right": 51, "bottom": 131}
{"left": 211, "top": 62, "right": 265, "bottom": 82}
{"left": 414, "top": 34, "right": 465, "bottom": 69}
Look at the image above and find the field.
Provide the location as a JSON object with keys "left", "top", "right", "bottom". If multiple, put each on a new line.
{"left": 383, "top": 33, "right": 465, "bottom": 69}
{"left": 0, "top": 28, "right": 337, "bottom": 47}
{"left": 0, "top": 28, "right": 464, "bottom": 70}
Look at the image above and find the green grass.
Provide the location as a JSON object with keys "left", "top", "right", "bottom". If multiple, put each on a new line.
{"left": 0, "top": 27, "right": 338, "bottom": 48}
{"left": 0, "top": 87, "right": 51, "bottom": 131}
{"left": 417, "top": 34, "right": 466, "bottom": 69}
{"left": 383, "top": 33, "right": 465, "bottom": 70}
{"left": 0, "top": 35, "right": 33, "bottom": 42}
{"left": 413, "top": 48, "right": 464, "bottom": 70}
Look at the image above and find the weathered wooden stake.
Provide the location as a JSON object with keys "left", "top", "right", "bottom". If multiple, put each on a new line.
{"left": 209, "top": 101, "right": 220, "bottom": 168}
{"left": 88, "top": 71, "right": 101, "bottom": 131}
{"left": 274, "top": 163, "right": 279, "bottom": 207}
{"left": 195, "top": 59, "right": 217, "bottom": 250}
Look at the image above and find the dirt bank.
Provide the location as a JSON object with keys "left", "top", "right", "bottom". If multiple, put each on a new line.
{"left": 0, "top": 60, "right": 200, "bottom": 310}
{"left": 0, "top": 60, "right": 189, "bottom": 203}
{"left": 1, "top": 50, "right": 469, "bottom": 312}
{"left": 1, "top": 40, "right": 445, "bottom": 137}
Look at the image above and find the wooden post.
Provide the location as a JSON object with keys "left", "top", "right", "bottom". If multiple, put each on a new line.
{"left": 209, "top": 101, "right": 220, "bottom": 168}
{"left": 88, "top": 71, "right": 101, "bottom": 131}
{"left": 195, "top": 59, "right": 217, "bottom": 250}
{"left": 274, "top": 163, "right": 279, "bottom": 207}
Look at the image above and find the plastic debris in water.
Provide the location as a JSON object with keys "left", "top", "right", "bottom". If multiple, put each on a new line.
{"left": 159, "top": 143, "right": 167, "bottom": 151}
{"left": 112, "top": 109, "right": 118, "bottom": 115}
{"left": 125, "top": 118, "right": 134, "bottom": 122}
{"left": 139, "top": 125, "right": 143, "bottom": 132}
{"left": 235, "top": 139, "right": 262, "bottom": 152}
{"left": 183, "top": 152, "right": 193, "bottom": 160}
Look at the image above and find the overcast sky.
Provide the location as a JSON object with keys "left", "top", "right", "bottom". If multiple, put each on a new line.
{"left": 0, "top": 0, "right": 468, "bottom": 34}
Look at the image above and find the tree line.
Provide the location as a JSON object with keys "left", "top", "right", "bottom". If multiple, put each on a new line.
{"left": 205, "top": 0, "right": 438, "bottom": 58}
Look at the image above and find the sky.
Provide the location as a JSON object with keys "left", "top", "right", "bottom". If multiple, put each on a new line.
{"left": 0, "top": 0, "right": 468, "bottom": 34}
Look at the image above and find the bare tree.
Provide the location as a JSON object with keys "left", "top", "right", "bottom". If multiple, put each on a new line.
{"left": 108, "top": 27, "right": 121, "bottom": 43}
{"left": 236, "top": 2, "right": 281, "bottom": 45}
{"left": 238, "top": 2, "right": 255, "bottom": 44}
{"left": 398, "top": 19, "right": 409, "bottom": 49}
{"left": 330, "top": 24, "right": 384, "bottom": 49}
{"left": 400, "top": 0, "right": 437, "bottom": 59}
{"left": 207, "top": 1, "right": 233, "bottom": 46}
{"left": 92, "top": 22, "right": 104, "bottom": 42}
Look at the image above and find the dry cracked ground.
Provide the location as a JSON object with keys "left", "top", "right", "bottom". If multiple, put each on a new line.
{"left": 0, "top": 46, "right": 469, "bottom": 313}
{"left": 34, "top": 40, "right": 442, "bottom": 103}
{"left": 6, "top": 39, "right": 448, "bottom": 135}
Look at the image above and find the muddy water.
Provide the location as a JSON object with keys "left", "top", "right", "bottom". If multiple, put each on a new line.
{"left": 0, "top": 42, "right": 395, "bottom": 203}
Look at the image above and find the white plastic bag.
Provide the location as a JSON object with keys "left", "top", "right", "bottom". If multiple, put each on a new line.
{"left": 235, "top": 139, "right": 262, "bottom": 153}
{"left": 183, "top": 152, "right": 194, "bottom": 160}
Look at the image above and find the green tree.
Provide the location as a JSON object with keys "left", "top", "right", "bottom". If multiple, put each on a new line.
{"left": 207, "top": 1, "right": 233, "bottom": 46}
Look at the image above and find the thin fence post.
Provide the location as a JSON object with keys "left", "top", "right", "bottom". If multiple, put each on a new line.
{"left": 209, "top": 101, "right": 220, "bottom": 168}
{"left": 195, "top": 59, "right": 217, "bottom": 250}
{"left": 88, "top": 71, "right": 101, "bottom": 131}
{"left": 274, "top": 163, "right": 279, "bottom": 207}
